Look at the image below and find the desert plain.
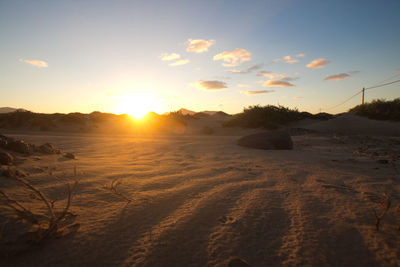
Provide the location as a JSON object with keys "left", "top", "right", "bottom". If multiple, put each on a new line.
{"left": 1, "top": 114, "right": 400, "bottom": 266}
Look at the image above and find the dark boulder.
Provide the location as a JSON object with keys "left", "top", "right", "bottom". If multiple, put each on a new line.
{"left": 0, "top": 151, "right": 14, "bottom": 165}
{"left": 38, "top": 143, "right": 60, "bottom": 154}
{"left": 227, "top": 258, "right": 251, "bottom": 267}
{"left": 6, "top": 140, "right": 35, "bottom": 155}
{"left": 64, "top": 153, "right": 75, "bottom": 159}
{"left": 238, "top": 130, "right": 293, "bottom": 150}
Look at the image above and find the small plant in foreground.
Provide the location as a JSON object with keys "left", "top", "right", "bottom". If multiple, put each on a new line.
{"left": 0, "top": 174, "right": 79, "bottom": 243}
{"left": 103, "top": 178, "right": 132, "bottom": 203}
{"left": 372, "top": 193, "right": 391, "bottom": 231}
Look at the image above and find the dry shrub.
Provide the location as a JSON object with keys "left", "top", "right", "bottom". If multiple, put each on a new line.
{"left": 0, "top": 173, "right": 79, "bottom": 244}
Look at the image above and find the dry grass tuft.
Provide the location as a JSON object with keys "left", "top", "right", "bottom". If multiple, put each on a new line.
{"left": 372, "top": 193, "right": 391, "bottom": 231}
{"left": 103, "top": 178, "right": 132, "bottom": 203}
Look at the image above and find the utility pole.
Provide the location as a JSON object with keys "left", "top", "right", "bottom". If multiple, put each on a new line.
{"left": 362, "top": 87, "right": 365, "bottom": 104}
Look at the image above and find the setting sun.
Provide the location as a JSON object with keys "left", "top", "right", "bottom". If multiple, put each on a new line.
{"left": 114, "top": 93, "right": 160, "bottom": 119}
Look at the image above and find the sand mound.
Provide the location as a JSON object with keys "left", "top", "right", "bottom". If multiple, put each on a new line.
{"left": 302, "top": 113, "right": 400, "bottom": 136}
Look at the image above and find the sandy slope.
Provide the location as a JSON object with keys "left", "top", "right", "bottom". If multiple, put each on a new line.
{"left": 1, "top": 124, "right": 400, "bottom": 266}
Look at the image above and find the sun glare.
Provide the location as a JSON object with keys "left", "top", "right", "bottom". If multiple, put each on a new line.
{"left": 115, "top": 93, "right": 159, "bottom": 119}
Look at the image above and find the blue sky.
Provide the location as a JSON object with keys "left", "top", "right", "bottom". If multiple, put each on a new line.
{"left": 1, "top": 0, "right": 399, "bottom": 115}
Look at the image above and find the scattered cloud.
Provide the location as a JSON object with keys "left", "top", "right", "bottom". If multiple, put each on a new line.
{"left": 325, "top": 71, "right": 359, "bottom": 81}
{"left": 293, "top": 96, "right": 303, "bottom": 99}
{"left": 186, "top": 39, "right": 215, "bottom": 53}
{"left": 19, "top": 59, "right": 48, "bottom": 68}
{"left": 237, "top": 83, "right": 250, "bottom": 88}
{"left": 257, "top": 71, "right": 298, "bottom": 82}
{"left": 273, "top": 54, "right": 304, "bottom": 64}
{"left": 281, "top": 76, "right": 299, "bottom": 82}
{"left": 396, "top": 68, "right": 400, "bottom": 73}
{"left": 257, "top": 71, "right": 285, "bottom": 79}
{"left": 283, "top": 55, "right": 298, "bottom": 64}
{"left": 229, "top": 64, "right": 263, "bottom": 74}
{"left": 306, "top": 58, "right": 331, "bottom": 69}
{"left": 262, "top": 80, "right": 295, "bottom": 87}
{"left": 169, "top": 59, "right": 189, "bottom": 66}
{"left": 192, "top": 80, "right": 227, "bottom": 90}
{"left": 213, "top": 48, "right": 251, "bottom": 67}
{"left": 325, "top": 73, "right": 350, "bottom": 81}
{"left": 159, "top": 53, "right": 180, "bottom": 61}
{"left": 242, "top": 90, "right": 275, "bottom": 95}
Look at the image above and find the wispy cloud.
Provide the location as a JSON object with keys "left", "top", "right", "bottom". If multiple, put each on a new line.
{"left": 282, "top": 55, "right": 298, "bottom": 64}
{"left": 19, "top": 59, "right": 48, "bottom": 68}
{"left": 273, "top": 54, "right": 304, "bottom": 64}
{"left": 228, "top": 64, "right": 263, "bottom": 74}
{"left": 186, "top": 39, "right": 215, "bottom": 53}
{"left": 192, "top": 80, "right": 227, "bottom": 90}
{"left": 293, "top": 95, "right": 303, "bottom": 99}
{"left": 159, "top": 53, "right": 180, "bottom": 61}
{"left": 242, "top": 90, "right": 275, "bottom": 95}
{"left": 306, "top": 58, "right": 331, "bottom": 69}
{"left": 169, "top": 59, "right": 189, "bottom": 66}
{"left": 257, "top": 71, "right": 285, "bottom": 79}
{"left": 325, "top": 73, "right": 350, "bottom": 81}
{"left": 257, "top": 71, "right": 298, "bottom": 82}
{"left": 325, "top": 71, "right": 359, "bottom": 81}
{"left": 237, "top": 83, "right": 250, "bottom": 88}
{"left": 213, "top": 48, "right": 251, "bottom": 67}
{"left": 263, "top": 80, "right": 295, "bottom": 87}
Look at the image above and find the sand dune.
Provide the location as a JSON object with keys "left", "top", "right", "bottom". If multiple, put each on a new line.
{"left": 1, "top": 115, "right": 400, "bottom": 266}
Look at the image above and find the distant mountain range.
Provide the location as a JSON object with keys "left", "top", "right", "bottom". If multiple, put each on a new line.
{"left": 177, "top": 108, "right": 229, "bottom": 116}
{"left": 0, "top": 107, "right": 28, "bottom": 113}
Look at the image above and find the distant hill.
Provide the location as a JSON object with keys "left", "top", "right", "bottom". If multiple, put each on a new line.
{"left": 0, "top": 107, "right": 28, "bottom": 113}
{"left": 177, "top": 108, "right": 196, "bottom": 115}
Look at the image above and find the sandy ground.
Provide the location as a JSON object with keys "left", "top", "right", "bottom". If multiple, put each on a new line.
{"left": 1, "top": 117, "right": 400, "bottom": 266}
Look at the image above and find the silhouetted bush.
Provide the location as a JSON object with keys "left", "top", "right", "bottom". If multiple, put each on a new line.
{"left": 165, "top": 111, "right": 198, "bottom": 123}
{"left": 59, "top": 113, "right": 86, "bottom": 125}
{"left": 223, "top": 105, "right": 330, "bottom": 129}
{"left": 349, "top": 98, "right": 400, "bottom": 121}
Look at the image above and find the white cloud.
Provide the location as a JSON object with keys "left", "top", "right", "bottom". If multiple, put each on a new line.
{"left": 159, "top": 53, "right": 180, "bottom": 61}
{"left": 242, "top": 90, "right": 275, "bottom": 95}
{"left": 213, "top": 48, "right": 251, "bottom": 67}
{"left": 192, "top": 80, "right": 227, "bottom": 90}
{"left": 186, "top": 39, "right": 215, "bottom": 53}
{"left": 262, "top": 80, "right": 295, "bottom": 87}
{"left": 19, "top": 59, "right": 48, "bottom": 68}
{"left": 325, "top": 73, "right": 350, "bottom": 81}
{"left": 169, "top": 59, "right": 189, "bottom": 66}
{"left": 306, "top": 58, "right": 331, "bottom": 69}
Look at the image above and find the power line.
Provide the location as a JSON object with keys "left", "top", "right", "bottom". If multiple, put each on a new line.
{"left": 323, "top": 74, "right": 400, "bottom": 112}
{"left": 368, "top": 72, "right": 400, "bottom": 88}
{"left": 365, "top": 79, "right": 400, "bottom": 90}
{"left": 325, "top": 90, "right": 363, "bottom": 111}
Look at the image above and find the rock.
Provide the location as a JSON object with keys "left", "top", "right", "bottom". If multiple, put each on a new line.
{"left": 0, "top": 151, "right": 14, "bottom": 165}
{"left": 64, "top": 153, "right": 75, "bottom": 159}
{"left": 6, "top": 140, "right": 35, "bottom": 155}
{"left": 38, "top": 143, "right": 60, "bottom": 154}
{"left": 238, "top": 130, "right": 293, "bottom": 150}
{"left": 227, "top": 258, "right": 251, "bottom": 267}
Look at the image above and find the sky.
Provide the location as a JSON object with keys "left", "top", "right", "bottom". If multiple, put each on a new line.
{"left": 0, "top": 0, "right": 399, "bottom": 116}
